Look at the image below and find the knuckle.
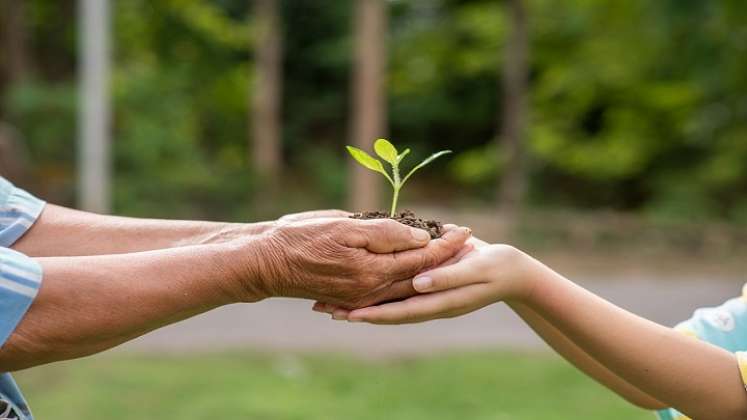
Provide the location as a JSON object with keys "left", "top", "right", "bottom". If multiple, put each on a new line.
{"left": 439, "top": 274, "right": 454, "bottom": 290}
{"left": 328, "top": 221, "right": 350, "bottom": 236}
{"left": 377, "top": 218, "right": 406, "bottom": 237}
{"left": 401, "top": 252, "right": 430, "bottom": 274}
{"left": 376, "top": 218, "right": 399, "bottom": 230}
{"left": 420, "top": 251, "right": 433, "bottom": 270}
{"left": 491, "top": 244, "right": 522, "bottom": 263}
{"left": 401, "top": 308, "right": 418, "bottom": 322}
{"left": 387, "top": 310, "right": 406, "bottom": 323}
{"left": 346, "top": 299, "right": 364, "bottom": 310}
{"left": 420, "top": 249, "right": 440, "bottom": 269}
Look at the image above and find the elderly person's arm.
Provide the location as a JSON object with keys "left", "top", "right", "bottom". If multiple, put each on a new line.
{"left": 0, "top": 218, "right": 471, "bottom": 371}
{"left": 12, "top": 202, "right": 348, "bottom": 257}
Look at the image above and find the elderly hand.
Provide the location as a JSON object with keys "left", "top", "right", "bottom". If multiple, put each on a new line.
{"left": 239, "top": 218, "right": 471, "bottom": 308}
{"left": 313, "top": 237, "right": 536, "bottom": 323}
{"left": 277, "top": 209, "right": 351, "bottom": 223}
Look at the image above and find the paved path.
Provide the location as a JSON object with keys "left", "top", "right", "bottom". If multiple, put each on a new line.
{"left": 121, "top": 274, "right": 745, "bottom": 356}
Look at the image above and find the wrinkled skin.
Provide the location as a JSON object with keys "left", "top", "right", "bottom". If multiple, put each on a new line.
{"left": 276, "top": 209, "right": 351, "bottom": 223}
{"left": 251, "top": 217, "right": 472, "bottom": 309}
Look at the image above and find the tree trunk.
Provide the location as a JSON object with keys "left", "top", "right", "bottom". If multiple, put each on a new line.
{"left": 251, "top": 0, "right": 283, "bottom": 180}
{"left": 78, "top": 0, "right": 112, "bottom": 213}
{"left": 2, "top": 0, "right": 31, "bottom": 85}
{"left": 0, "top": 1, "right": 31, "bottom": 178}
{"left": 349, "top": 0, "right": 387, "bottom": 211}
{"left": 498, "top": 0, "right": 529, "bottom": 218}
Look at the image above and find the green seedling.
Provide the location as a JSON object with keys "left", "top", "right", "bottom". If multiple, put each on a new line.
{"left": 347, "top": 139, "right": 452, "bottom": 217}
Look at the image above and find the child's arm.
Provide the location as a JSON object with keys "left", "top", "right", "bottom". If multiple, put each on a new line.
{"left": 341, "top": 244, "right": 747, "bottom": 420}
{"left": 319, "top": 241, "right": 665, "bottom": 410}
{"left": 317, "top": 238, "right": 665, "bottom": 408}
{"left": 465, "top": 239, "right": 665, "bottom": 408}
{"left": 509, "top": 302, "right": 666, "bottom": 410}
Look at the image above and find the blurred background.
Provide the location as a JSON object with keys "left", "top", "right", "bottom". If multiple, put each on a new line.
{"left": 1, "top": 0, "right": 746, "bottom": 418}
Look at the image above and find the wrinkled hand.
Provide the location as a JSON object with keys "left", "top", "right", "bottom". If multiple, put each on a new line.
{"left": 277, "top": 209, "right": 351, "bottom": 224}
{"left": 249, "top": 218, "right": 471, "bottom": 309}
{"left": 314, "top": 237, "right": 536, "bottom": 323}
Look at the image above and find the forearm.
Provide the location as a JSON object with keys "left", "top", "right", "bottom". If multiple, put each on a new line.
{"left": 0, "top": 242, "right": 257, "bottom": 371}
{"left": 13, "top": 204, "right": 272, "bottom": 257}
{"left": 509, "top": 302, "right": 665, "bottom": 409}
{"left": 522, "top": 262, "right": 747, "bottom": 419}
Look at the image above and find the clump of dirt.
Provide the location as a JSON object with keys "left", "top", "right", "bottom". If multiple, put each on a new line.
{"left": 350, "top": 209, "right": 444, "bottom": 239}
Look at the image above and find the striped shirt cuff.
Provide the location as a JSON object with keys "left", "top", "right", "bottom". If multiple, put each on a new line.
{"left": 0, "top": 248, "right": 43, "bottom": 347}
{"left": 0, "top": 179, "right": 46, "bottom": 248}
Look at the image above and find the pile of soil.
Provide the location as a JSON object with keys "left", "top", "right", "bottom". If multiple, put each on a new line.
{"left": 350, "top": 209, "right": 444, "bottom": 239}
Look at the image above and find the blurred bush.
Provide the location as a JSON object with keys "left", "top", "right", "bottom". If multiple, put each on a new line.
{"left": 1, "top": 0, "right": 746, "bottom": 222}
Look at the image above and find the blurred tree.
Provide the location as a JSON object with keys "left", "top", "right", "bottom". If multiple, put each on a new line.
{"left": 4, "top": 0, "right": 746, "bottom": 222}
{"left": 78, "top": 0, "right": 112, "bottom": 213}
{"left": 349, "top": 0, "right": 387, "bottom": 211}
{"left": 0, "top": 123, "right": 29, "bottom": 183}
{"left": 0, "top": 0, "right": 32, "bottom": 178}
{"left": 498, "top": 0, "right": 529, "bottom": 217}
{"left": 1, "top": 0, "right": 31, "bottom": 85}
{"left": 111, "top": 0, "right": 253, "bottom": 218}
{"left": 251, "top": 0, "right": 283, "bottom": 180}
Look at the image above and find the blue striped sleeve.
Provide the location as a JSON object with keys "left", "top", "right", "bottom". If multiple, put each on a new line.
{"left": 0, "top": 177, "right": 46, "bottom": 248}
{"left": 0, "top": 177, "right": 46, "bottom": 348}
{"left": 0, "top": 247, "right": 43, "bottom": 347}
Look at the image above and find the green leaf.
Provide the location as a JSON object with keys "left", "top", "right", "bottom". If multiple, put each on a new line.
{"left": 402, "top": 150, "right": 452, "bottom": 185}
{"left": 346, "top": 145, "right": 388, "bottom": 176}
{"left": 374, "top": 138, "right": 398, "bottom": 164}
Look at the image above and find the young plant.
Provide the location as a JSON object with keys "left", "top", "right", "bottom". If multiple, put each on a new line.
{"left": 346, "top": 139, "right": 452, "bottom": 217}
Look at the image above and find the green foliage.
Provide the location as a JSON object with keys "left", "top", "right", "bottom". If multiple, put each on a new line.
{"left": 5, "top": 0, "right": 747, "bottom": 222}
{"left": 112, "top": 0, "right": 253, "bottom": 218}
{"left": 449, "top": 143, "right": 502, "bottom": 186}
{"left": 298, "top": 146, "right": 347, "bottom": 205}
{"left": 3, "top": 81, "right": 77, "bottom": 200}
{"left": 347, "top": 139, "right": 451, "bottom": 216}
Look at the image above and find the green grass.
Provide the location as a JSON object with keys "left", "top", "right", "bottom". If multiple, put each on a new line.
{"left": 14, "top": 351, "right": 653, "bottom": 420}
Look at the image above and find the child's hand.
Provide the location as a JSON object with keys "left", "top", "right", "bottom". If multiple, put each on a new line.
{"left": 314, "top": 238, "right": 537, "bottom": 324}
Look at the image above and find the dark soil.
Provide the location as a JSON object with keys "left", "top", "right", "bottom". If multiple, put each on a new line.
{"left": 350, "top": 209, "right": 444, "bottom": 239}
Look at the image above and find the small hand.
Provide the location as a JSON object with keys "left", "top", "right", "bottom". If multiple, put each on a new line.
{"left": 245, "top": 218, "right": 472, "bottom": 309}
{"left": 314, "top": 239, "right": 535, "bottom": 324}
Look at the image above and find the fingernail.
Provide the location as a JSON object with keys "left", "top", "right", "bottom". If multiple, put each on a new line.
{"left": 411, "top": 228, "right": 430, "bottom": 242}
{"left": 413, "top": 276, "right": 433, "bottom": 291}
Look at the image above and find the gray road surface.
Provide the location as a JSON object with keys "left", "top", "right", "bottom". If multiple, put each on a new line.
{"left": 120, "top": 275, "right": 745, "bottom": 356}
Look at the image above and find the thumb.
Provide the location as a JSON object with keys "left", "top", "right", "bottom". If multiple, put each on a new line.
{"left": 412, "top": 249, "right": 481, "bottom": 293}
{"left": 345, "top": 218, "right": 432, "bottom": 253}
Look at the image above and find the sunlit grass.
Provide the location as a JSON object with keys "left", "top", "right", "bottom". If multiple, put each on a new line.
{"left": 15, "top": 350, "right": 652, "bottom": 420}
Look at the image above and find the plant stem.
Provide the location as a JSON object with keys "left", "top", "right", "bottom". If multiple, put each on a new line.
{"left": 390, "top": 162, "right": 401, "bottom": 217}
{"left": 390, "top": 187, "right": 400, "bottom": 217}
